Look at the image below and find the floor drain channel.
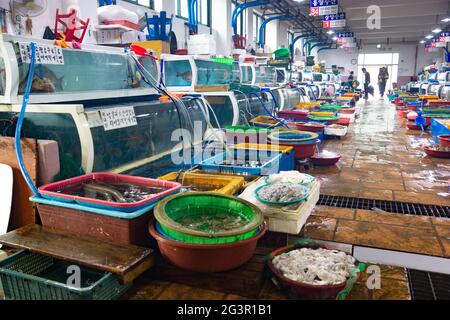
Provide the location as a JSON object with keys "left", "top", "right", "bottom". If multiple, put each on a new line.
{"left": 407, "top": 269, "right": 450, "bottom": 300}
{"left": 318, "top": 195, "right": 450, "bottom": 218}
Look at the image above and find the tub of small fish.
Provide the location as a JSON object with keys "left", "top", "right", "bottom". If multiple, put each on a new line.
{"left": 38, "top": 173, "right": 182, "bottom": 212}
{"left": 267, "top": 241, "right": 365, "bottom": 300}
{"left": 199, "top": 149, "right": 283, "bottom": 176}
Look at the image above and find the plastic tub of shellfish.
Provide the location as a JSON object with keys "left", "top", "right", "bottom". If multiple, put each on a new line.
{"left": 267, "top": 242, "right": 365, "bottom": 300}
{"left": 38, "top": 173, "right": 181, "bottom": 212}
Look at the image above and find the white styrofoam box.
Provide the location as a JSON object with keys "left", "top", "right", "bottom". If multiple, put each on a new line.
{"left": 188, "top": 34, "right": 217, "bottom": 55}
{"left": 95, "top": 29, "right": 122, "bottom": 44}
{"left": 95, "top": 30, "right": 144, "bottom": 45}
{"left": 325, "top": 126, "right": 348, "bottom": 137}
{"left": 239, "top": 178, "right": 320, "bottom": 235}
{"left": 97, "top": 5, "right": 139, "bottom": 24}
{"left": 121, "top": 30, "right": 145, "bottom": 44}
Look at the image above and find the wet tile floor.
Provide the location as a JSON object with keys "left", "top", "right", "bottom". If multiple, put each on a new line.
{"left": 309, "top": 99, "right": 450, "bottom": 205}
{"left": 123, "top": 98, "right": 450, "bottom": 300}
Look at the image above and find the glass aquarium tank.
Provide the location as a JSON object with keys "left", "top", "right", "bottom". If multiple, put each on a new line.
{"left": 163, "top": 55, "right": 237, "bottom": 90}
{"left": 0, "top": 98, "right": 207, "bottom": 180}
{"left": 235, "top": 92, "right": 273, "bottom": 124}
{"left": 240, "top": 65, "right": 254, "bottom": 84}
{"left": 255, "top": 66, "right": 277, "bottom": 86}
{"left": 313, "top": 73, "right": 324, "bottom": 82}
{"left": 203, "top": 94, "right": 237, "bottom": 128}
{"left": 0, "top": 35, "right": 159, "bottom": 103}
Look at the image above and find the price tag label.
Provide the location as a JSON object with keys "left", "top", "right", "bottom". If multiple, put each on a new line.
{"left": 18, "top": 42, "right": 65, "bottom": 65}
{"left": 100, "top": 106, "right": 138, "bottom": 131}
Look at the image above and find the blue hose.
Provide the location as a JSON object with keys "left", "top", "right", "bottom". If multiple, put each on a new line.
{"left": 15, "top": 42, "right": 39, "bottom": 196}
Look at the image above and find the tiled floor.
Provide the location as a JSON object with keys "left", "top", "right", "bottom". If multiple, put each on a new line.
{"left": 123, "top": 98, "right": 450, "bottom": 301}
{"left": 309, "top": 99, "right": 450, "bottom": 206}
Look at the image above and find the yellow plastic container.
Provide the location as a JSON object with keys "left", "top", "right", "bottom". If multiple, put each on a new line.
{"left": 309, "top": 111, "right": 334, "bottom": 117}
{"left": 249, "top": 116, "right": 284, "bottom": 128}
{"left": 296, "top": 102, "right": 321, "bottom": 109}
{"left": 134, "top": 40, "right": 169, "bottom": 59}
{"left": 419, "top": 95, "right": 439, "bottom": 100}
{"left": 230, "top": 143, "right": 293, "bottom": 154}
{"left": 191, "top": 170, "right": 260, "bottom": 188}
{"left": 158, "top": 172, "right": 244, "bottom": 195}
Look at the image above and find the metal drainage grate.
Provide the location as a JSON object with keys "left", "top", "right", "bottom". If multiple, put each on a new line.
{"left": 407, "top": 269, "right": 450, "bottom": 300}
{"left": 318, "top": 195, "right": 450, "bottom": 218}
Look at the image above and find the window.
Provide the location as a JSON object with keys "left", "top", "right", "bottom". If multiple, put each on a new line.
{"left": 253, "top": 13, "right": 265, "bottom": 43}
{"left": 176, "top": 0, "right": 211, "bottom": 27}
{"left": 122, "top": 0, "right": 154, "bottom": 9}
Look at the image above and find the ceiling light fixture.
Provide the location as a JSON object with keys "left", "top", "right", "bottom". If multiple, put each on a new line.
{"left": 419, "top": 40, "right": 426, "bottom": 44}
{"left": 327, "top": 30, "right": 335, "bottom": 35}
{"left": 432, "top": 28, "right": 442, "bottom": 33}
{"left": 332, "top": 36, "right": 338, "bottom": 41}
{"left": 425, "top": 34, "right": 434, "bottom": 39}
{"left": 441, "top": 17, "right": 450, "bottom": 23}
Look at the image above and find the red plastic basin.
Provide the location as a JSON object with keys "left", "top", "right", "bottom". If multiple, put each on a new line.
{"left": 311, "top": 151, "right": 341, "bottom": 166}
{"left": 38, "top": 173, "right": 181, "bottom": 212}
{"left": 338, "top": 108, "right": 355, "bottom": 115}
{"left": 278, "top": 139, "right": 320, "bottom": 159}
{"left": 149, "top": 219, "right": 268, "bottom": 273}
{"left": 337, "top": 118, "right": 351, "bottom": 126}
{"left": 267, "top": 243, "right": 360, "bottom": 300}
{"left": 438, "top": 135, "right": 450, "bottom": 147}
{"left": 278, "top": 110, "right": 309, "bottom": 121}
{"left": 406, "top": 122, "right": 423, "bottom": 130}
{"left": 295, "top": 122, "right": 326, "bottom": 133}
{"left": 424, "top": 146, "right": 450, "bottom": 158}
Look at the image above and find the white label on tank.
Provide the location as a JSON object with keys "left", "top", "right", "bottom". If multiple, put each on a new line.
{"left": 100, "top": 106, "right": 138, "bottom": 131}
{"left": 85, "top": 111, "right": 104, "bottom": 128}
{"left": 18, "top": 43, "right": 65, "bottom": 65}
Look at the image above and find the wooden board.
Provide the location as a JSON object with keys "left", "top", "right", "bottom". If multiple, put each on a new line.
{"left": 0, "top": 224, "right": 155, "bottom": 284}
{"left": 0, "top": 137, "right": 37, "bottom": 230}
{"left": 194, "top": 85, "right": 229, "bottom": 92}
{"left": 147, "top": 247, "right": 271, "bottom": 298}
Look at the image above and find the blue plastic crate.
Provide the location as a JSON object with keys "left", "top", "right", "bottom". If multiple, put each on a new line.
{"left": 200, "top": 150, "right": 283, "bottom": 176}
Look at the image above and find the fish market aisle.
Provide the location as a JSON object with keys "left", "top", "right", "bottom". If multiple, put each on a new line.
{"left": 120, "top": 98, "right": 449, "bottom": 301}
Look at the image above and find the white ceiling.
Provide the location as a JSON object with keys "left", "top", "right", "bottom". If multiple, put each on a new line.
{"left": 284, "top": 0, "right": 450, "bottom": 45}
{"left": 341, "top": 0, "right": 450, "bottom": 44}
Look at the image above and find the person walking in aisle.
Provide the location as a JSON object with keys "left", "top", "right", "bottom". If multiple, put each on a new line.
{"left": 362, "top": 68, "right": 371, "bottom": 100}
{"left": 378, "top": 66, "right": 389, "bottom": 98}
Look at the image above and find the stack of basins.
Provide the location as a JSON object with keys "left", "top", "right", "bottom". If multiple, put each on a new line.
{"left": 33, "top": 173, "right": 182, "bottom": 246}
{"left": 268, "top": 130, "right": 320, "bottom": 159}
{"left": 151, "top": 193, "right": 266, "bottom": 272}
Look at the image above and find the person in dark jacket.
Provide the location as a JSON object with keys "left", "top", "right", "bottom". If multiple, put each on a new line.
{"left": 378, "top": 66, "right": 389, "bottom": 98}
{"left": 362, "top": 68, "right": 371, "bottom": 100}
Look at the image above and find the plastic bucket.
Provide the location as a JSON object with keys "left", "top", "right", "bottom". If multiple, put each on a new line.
{"left": 149, "top": 219, "right": 267, "bottom": 273}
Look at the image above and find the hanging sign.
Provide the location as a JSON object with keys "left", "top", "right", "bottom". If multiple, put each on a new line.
{"left": 425, "top": 43, "right": 438, "bottom": 53}
{"left": 440, "top": 32, "right": 450, "bottom": 42}
{"left": 337, "top": 32, "right": 354, "bottom": 38}
{"left": 431, "top": 38, "right": 446, "bottom": 48}
{"left": 323, "top": 13, "right": 346, "bottom": 29}
{"left": 310, "top": 0, "right": 339, "bottom": 17}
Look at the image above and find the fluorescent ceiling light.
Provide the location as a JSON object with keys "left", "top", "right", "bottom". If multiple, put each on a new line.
{"left": 327, "top": 30, "right": 335, "bottom": 34}
{"left": 332, "top": 36, "right": 338, "bottom": 41}
{"left": 419, "top": 40, "right": 426, "bottom": 44}
{"left": 425, "top": 34, "right": 434, "bottom": 39}
{"left": 432, "top": 28, "right": 442, "bottom": 33}
{"left": 441, "top": 17, "right": 450, "bottom": 22}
